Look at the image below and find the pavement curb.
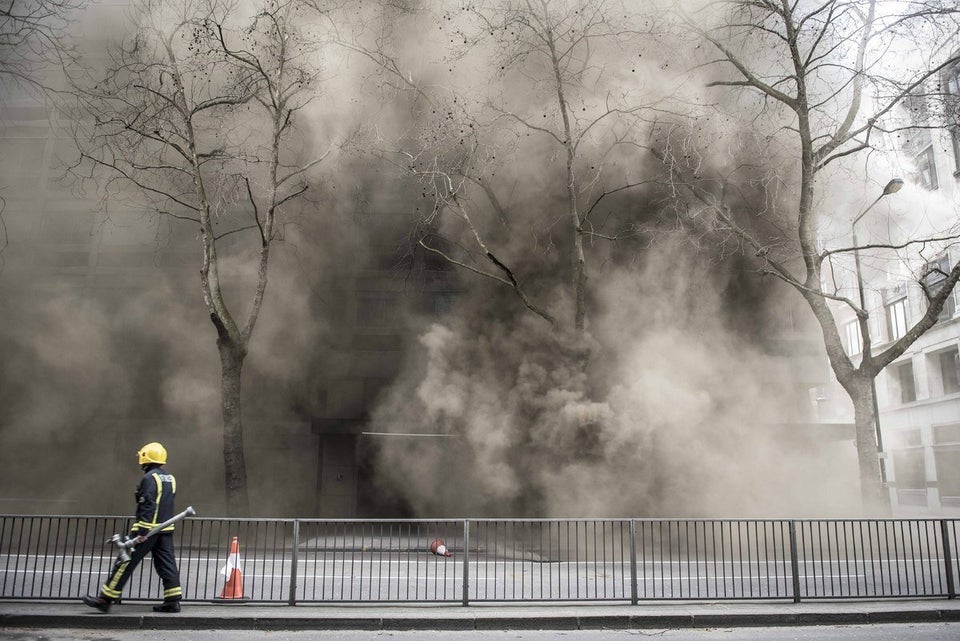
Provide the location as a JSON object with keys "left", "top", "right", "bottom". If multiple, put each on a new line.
{"left": 2, "top": 609, "right": 959, "bottom": 631}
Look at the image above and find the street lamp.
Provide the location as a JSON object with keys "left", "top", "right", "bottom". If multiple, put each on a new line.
{"left": 851, "top": 177, "right": 903, "bottom": 486}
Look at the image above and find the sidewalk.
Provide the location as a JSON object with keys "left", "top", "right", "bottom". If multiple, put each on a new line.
{"left": 2, "top": 599, "right": 959, "bottom": 631}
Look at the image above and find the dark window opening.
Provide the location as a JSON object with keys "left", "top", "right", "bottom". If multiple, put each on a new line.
{"left": 898, "top": 361, "right": 917, "bottom": 403}
{"left": 940, "top": 349, "right": 960, "bottom": 395}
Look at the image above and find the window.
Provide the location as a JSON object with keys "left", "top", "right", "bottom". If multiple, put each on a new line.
{"left": 355, "top": 292, "right": 399, "bottom": 328}
{"left": 934, "top": 423, "right": 960, "bottom": 444}
{"left": 940, "top": 349, "right": 960, "bottom": 395}
{"left": 915, "top": 146, "right": 939, "bottom": 190}
{"left": 922, "top": 257, "right": 957, "bottom": 322}
{"left": 943, "top": 62, "right": 960, "bottom": 170}
{"left": 952, "top": 129, "right": 960, "bottom": 174}
{"left": 886, "top": 297, "right": 907, "bottom": 341}
{"left": 893, "top": 450, "right": 926, "bottom": 490}
{"left": 891, "top": 427, "right": 926, "bottom": 505}
{"left": 898, "top": 361, "right": 917, "bottom": 403}
{"left": 844, "top": 320, "right": 862, "bottom": 355}
{"left": 933, "top": 423, "right": 960, "bottom": 504}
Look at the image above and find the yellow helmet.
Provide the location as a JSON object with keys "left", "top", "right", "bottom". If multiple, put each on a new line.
{"left": 137, "top": 442, "right": 167, "bottom": 465}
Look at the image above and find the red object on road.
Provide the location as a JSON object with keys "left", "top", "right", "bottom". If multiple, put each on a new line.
{"left": 430, "top": 538, "right": 452, "bottom": 557}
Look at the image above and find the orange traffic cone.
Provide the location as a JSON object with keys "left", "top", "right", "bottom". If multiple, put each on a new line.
{"left": 430, "top": 537, "right": 452, "bottom": 557}
{"left": 214, "top": 536, "right": 249, "bottom": 601}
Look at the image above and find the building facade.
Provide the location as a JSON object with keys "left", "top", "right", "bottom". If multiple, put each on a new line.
{"left": 820, "top": 55, "right": 960, "bottom": 515}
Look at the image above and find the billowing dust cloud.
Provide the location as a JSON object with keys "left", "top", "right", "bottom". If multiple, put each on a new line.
{"left": 0, "top": 0, "right": 864, "bottom": 518}
{"left": 365, "top": 235, "right": 859, "bottom": 518}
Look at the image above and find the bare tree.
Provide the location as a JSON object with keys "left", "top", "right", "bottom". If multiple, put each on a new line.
{"left": 0, "top": 0, "right": 82, "bottom": 87}
{"left": 66, "top": 0, "right": 327, "bottom": 515}
{"left": 329, "top": 0, "right": 662, "bottom": 337}
{"left": 659, "top": 0, "right": 960, "bottom": 513}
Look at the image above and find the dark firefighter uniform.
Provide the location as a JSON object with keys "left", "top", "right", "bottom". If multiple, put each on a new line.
{"left": 95, "top": 442, "right": 182, "bottom": 608}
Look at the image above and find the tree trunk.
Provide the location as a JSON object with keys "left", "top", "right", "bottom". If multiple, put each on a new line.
{"left": 219, "top": 339, "right": 249, "bottom": 516}
{"left": 851, "top": 375, "right": 890, "bottom": 515}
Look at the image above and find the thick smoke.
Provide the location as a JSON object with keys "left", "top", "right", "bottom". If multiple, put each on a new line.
{"left": 366, "top": 235, "right": 860, "bottom": 518}
{"left": 0, "top": 0, "right": 867, "bottom": 518}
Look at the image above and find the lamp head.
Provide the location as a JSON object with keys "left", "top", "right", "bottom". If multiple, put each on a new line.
{"left": 883, "top": 178, "right": 904, "bottom": 196}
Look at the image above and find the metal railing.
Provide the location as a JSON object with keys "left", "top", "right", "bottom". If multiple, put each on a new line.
{"left": 1, "top": 516, "right": 957, "bottom": 604}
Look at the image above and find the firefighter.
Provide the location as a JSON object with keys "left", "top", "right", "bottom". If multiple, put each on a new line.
{"left": 83, "top": 441, "right": 183, "bottom": 613}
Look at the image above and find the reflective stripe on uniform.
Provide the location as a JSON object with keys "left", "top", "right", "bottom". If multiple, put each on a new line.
{"left": 102, "top": 561, "right": 129, "bottom": 599}
{"left": 152, "top": 474, "right": 162, "bottom": 526}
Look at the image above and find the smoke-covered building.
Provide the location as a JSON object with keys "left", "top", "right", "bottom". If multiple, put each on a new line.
{"left": 819, "top": 53, "right": 960, "bottom": 515}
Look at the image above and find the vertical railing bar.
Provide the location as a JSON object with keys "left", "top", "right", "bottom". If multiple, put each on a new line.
{"left": 941, "top": 520, "right": 956, "bottom": 599}
{"left": 14, "top": 517, "right": 29, "bottom": 597}
{"left": 922, "top": 520, "right": 936, "bottom": 595}
{"left": 66, "top": 518, "right": 80, "bottom": 599}
{"left": 740, "top": 521, "right": 747, "bottom": 598}
{"left": 40, "top": 517, "right": 54, "bottom": 598}
{"left": 788, "top": 521, "right": 801, "bottom": 603}
{"left": 557, "top": 521, "right": 570, "bottom": 597}
{"left": 897, "top": 520, "right": 906, "bottom": 597}
{"left": 882, "top": 520, "right": 893, "bottom": 597}
{"left": 823, "top": 521, "right": 839, "bottom": 596}
{"left": 440, "top": 521, "right": 446, "bottom": 602}
{"left": 595, "top": 521, "right": 601, "bottom": 600}
{"left": 704, "top": 521, "right": 710, "bottom": 600}
{"left": 518, "top": 521, "right": 523, "bottom": 600}
{"left": 373, "top": 522, "right": 380, "bottom": 602}
{"left": 907, "top": 521, "right": 918, "bottom": 595}
{"left": 837, "top": 520, "right": 854, "bottom": 596}
{"left": 814, "top": 521, "right": 824, "bottom": 598}
{"left": 51, "top": 518, "right": 63, "bottom": 598}
{"left": 629, "top": 520, "right": 638, "bottom": 605}
{"left": 276, "top": 521, "right": 285, "bottom": 601}
{"left": 864, "top": 520, "right": 875, "bottom": 596}
{"left": 780, "top": 521, "right": 789, "bottom": 598}
{"left": 45, "top": 517, "right": 57, "bottom": 598}
{"left": 62, "top": 518, "right": 80, "bottom": 597}
{"left": 337, "top": 522, "right": 345, "bottom": 601}
{"left": 720, "top": 521, "right": 737, "bottom": 596}
{"left": 590, "top": 520, "right": 595, "bottom": 600}
{"left": 320, "top": 523, "right": 328, "bottom": 602}
{"left": 901, "top": 520, "right": 911, "bottom": 596}
{"left": 307, "top": 522, "right": 316, "bottom": 602}
{"left": 667, "top": 520, "right": 674, "bottom": 598}
{"left": 254, "top": 521, "right": 261, "bottom": 602}
{"left": 414, "top": 522, "right": 421, "bottom": 602}
{"left": 657, "top": 521, "right": 664, "bottom": 599}
{"left": 726, "top": 521, "right": 734, "bottom": 598}
{"left": 710, "top": 521, "right": 718, "bottom": 599}
{"left": 0, "top": 517, "right": 12, "bottom": 597}
{"left": 916, "top": 521, "right": 927, "bottom": 594}
{"left": 192, "top": 519, "right": 203, "bottom": 601}
{"left": 577, "top": 520, "right": 582, "bottom": 600}
{"left": 288, "top": 520, "right": 299, "bottom": 606}
{"left": 761, "top": 522, "right": 769, "bottom": 598}
{"left": 462, "top": 520, "right": 470, "bottom": 606}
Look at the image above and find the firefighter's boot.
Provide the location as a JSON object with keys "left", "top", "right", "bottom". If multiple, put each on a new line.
{"left": 152, "top": 600, "right": 181, "bottom": 613}
{"left": 82, "top": 595, "right": 112, "bottom": 613}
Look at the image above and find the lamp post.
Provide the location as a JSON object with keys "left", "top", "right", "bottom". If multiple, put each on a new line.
{"left": 851, "top": 178, "right": 903, "bottom": 486}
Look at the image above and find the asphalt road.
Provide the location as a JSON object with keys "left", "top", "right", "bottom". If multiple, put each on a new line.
{"left": 2, "top": 552, "right": 948, "bottom": 602}
{"left": 1, "top": 623, "right": 958, "bottom": 641}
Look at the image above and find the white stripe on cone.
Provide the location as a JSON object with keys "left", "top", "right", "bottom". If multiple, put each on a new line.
{"left": 220, "top": 550, "right": 242, "bottom": 576}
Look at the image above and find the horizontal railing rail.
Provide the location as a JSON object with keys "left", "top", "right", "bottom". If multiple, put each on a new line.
{"left": 1, "top": 516, "right": 957, "bottom": 604}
